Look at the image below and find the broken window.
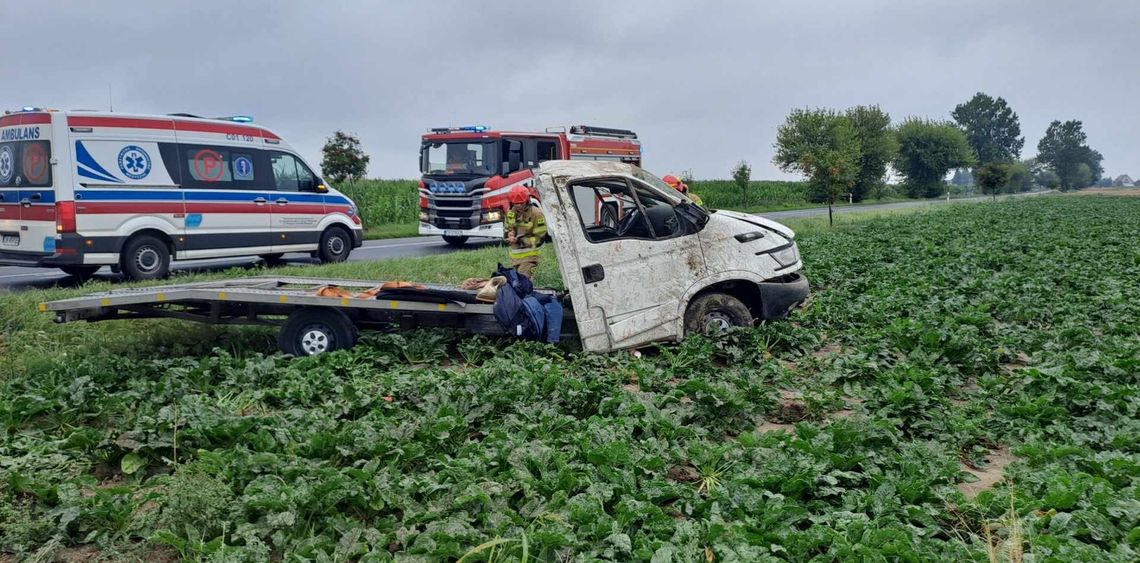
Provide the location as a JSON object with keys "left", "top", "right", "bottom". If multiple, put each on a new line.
{"left": 567, "top": 177, "right": 685, "bottom": 243}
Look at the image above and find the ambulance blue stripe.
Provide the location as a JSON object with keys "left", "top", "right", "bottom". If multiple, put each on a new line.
{"left": 78, "top": 165, "right": 122, "bottom": 184}
{"left": 75, "top": 188, "right": 352, "bottom": 205}
{"left": 0, "top": 189, "right": 56, "bottom": 203}
{"left": 74, "top": 141, "right": 122, "bottom": 182}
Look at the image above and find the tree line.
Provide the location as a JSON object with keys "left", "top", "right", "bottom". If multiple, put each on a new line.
{"left": 769, "top": 93, "right": 1104, "bottom": 215}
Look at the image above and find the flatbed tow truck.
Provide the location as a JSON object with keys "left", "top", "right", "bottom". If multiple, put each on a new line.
{"left": 41, "top": 162, "right": 809, "bottom": 355}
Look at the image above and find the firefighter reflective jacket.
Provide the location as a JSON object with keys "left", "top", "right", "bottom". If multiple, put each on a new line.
{"left": 506, "top": 204, "right": 547, "bottom": 259}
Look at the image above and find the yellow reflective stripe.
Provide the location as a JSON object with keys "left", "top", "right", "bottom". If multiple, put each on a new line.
{"left": 509, "top": 248, "right": 541, "bottom": 258}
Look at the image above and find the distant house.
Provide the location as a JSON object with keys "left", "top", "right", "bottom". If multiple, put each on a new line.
{"left": 1113, "top": 174, "right": 1135, "bottom": 187}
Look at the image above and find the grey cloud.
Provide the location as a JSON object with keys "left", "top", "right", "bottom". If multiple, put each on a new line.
{"left": 2, "top": 0, "right": 1135, "bottom": 180}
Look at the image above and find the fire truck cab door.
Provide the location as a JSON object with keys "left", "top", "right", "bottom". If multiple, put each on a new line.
{"left": 539, "top": 172, "right": 705, "bottom": 351}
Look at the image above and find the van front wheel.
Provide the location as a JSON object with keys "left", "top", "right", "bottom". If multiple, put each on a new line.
{"left": 317, "top": 227, "right": 351, "bottom": 263}
{"left": 684, "top": 293, "right": 754, "bottom": 335}
{"left": 120, "top": 235, "right": 171, "bottom": 281}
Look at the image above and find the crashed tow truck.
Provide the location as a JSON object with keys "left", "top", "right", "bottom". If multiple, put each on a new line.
{"left": 41, "top": 161, "right": 809, "bottom": 355}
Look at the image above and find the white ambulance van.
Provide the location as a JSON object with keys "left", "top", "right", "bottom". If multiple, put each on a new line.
{"left": 0, "top": 108, "right": 363, "bottom": 280}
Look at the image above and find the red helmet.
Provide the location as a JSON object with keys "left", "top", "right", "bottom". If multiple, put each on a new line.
{"left": 662, "top": 174, "right": 681, "bottom": 187}
{"left": 508, "top": 185, "right": 531, "bottom": 205}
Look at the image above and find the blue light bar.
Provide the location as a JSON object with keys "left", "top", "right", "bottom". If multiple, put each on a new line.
{"left": 230, "top": 115, "right": 254, "bottom": 123}
{"left": 459, "top": 125, "right": 488, "bottom": 132}
{"left": 21, "top": 106, "right": 39, "bottom": 112}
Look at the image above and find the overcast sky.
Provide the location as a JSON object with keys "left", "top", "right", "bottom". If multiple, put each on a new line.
{"left": 1, "top": 1, "right": 1135, "bottom": 180}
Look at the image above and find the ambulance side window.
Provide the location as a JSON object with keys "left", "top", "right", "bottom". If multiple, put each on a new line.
{"left": 269, "top": 152, "right": 318, "bottom": 192}
{"left": 178, "top": 144, "right": 262, "bottom": 190}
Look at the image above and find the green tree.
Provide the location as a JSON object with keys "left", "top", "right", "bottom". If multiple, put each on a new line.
{"left": 894, "top": 118, "right": 976, "bottom": 198}
{"left": 845, "top": 105, "right": 897, "bottom": 202}
{"left": 774, "top": 109, "right": 862, "bottom": 226}
{"left": 951, "top": 92, "right": 1024, "bottom": 165}
{"left": 1005, "top": 161, "right": 1034, "bottom": 192}
{"left": 976, "top": 162, "right": 1010, "bottom": 201}
{"left": 1036, "top": 120, "right": 1101, "bottom": 191}
{"left": 731, "top": 160, "right": 751, "bottom": 203}
{"left": 320, "top": 131, "right": 370, "bottom": 184}
{"left": 950, "top": 168, "right": 974, "bottom": 187}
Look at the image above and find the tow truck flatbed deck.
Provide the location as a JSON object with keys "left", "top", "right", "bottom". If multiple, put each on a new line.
{"left": 41, "top": 276, "right": 571, "bottom": 354}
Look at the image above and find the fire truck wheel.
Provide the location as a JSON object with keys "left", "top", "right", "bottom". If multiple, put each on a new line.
{"left": 278, "top": 308, "right": 358, "bottom": 356}
{"left": 317, "top": 227, "right": 352, "bottom": 263}
{"left": 120, "top": 235, "right": 171, "bottom": 281}
{"left": 442, "top": 235, "right": 468, "bottom": 246}
{"left": 684, "top": 292, "right": 754, "bottom": 335}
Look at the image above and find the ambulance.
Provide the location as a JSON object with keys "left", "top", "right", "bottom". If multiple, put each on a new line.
{"left": 0, "top": 108, "right": 363, "bottom": 280}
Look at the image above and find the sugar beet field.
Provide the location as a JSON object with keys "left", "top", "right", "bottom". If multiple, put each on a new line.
{"left": 1, "top": 196, "right": 1137, "bottom": 561}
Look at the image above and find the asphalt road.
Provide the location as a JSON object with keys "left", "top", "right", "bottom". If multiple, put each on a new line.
{"left": 0, "top": 192, "right": 1048, "bottom": 292}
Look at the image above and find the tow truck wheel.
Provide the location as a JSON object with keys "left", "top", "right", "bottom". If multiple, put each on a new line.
{"left": 278, "top": 308, "right": 358, "bottom": 356}
{"left": 684, "top": 293, "right": 754, "bottom": 335}
{"left": 317, "top": 227, "right": 352, "bottom": 263}
{"left": 442, "top": 235, "right": 468, "bottom": 246}
{"left": 59, "top": 265, "right": 101, "bottom": 281}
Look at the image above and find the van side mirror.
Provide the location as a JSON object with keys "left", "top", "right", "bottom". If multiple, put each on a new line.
{"left": 503, "top": 140, "right": 522, "bottom": 177}
{"left": 315, "top": 184, "right": 329, "bottom": 193}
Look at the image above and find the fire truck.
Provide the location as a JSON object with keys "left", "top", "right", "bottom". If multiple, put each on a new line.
{"left": 418, "top": 125, "right": 641, "bottom": 245}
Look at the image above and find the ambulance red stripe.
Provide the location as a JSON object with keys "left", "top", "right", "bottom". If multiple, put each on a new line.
{"left": 0, "top": 113, "right": 52, "bottom": 127}
{"left": 66, "top": 116, "right": 280, "bottom": 140}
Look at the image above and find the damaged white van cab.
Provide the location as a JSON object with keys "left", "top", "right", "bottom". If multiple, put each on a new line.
{"left": 536, "top": 161, "right": 808, "bottom": 351}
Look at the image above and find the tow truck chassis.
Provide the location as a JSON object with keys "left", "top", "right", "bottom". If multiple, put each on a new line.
{"left": 40, "top": 276, "right": 569, "bottom": 355}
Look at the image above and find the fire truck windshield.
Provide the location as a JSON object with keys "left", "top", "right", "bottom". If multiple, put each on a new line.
{"left": 421, "top": 141, "right": 498, "bottom": 176}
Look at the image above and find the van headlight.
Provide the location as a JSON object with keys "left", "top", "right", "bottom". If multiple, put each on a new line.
{"left": 772, "top": 243, "right": 800, "bottom": 267}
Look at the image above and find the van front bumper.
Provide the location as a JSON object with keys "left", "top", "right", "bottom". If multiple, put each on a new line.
{"left": 757, "top": 272, "right": 809, "bottom": 319}
{"left": 0, "top": 235, "right": 88, "bottom": 267}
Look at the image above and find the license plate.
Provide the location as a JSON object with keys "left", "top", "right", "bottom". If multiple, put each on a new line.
{"left": 443, "top": 230, "right": 465, "bottom": 237}
{"left": 1, "top": 235, "right": 18, "bottom": 247}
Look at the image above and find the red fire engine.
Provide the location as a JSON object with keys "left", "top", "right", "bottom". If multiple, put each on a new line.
{"left": 418, "top": 125, "right": 642, "bottom": 245}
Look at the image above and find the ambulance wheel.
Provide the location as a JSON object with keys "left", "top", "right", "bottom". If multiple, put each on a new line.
{"left": 278, "top": 308, "right": 358, "bottom": 356}
{"left": 684, "top": 293, "right": 754, "bottom": 335}
{"left": 317, "top": 227, "right": 351, "bottom": 263}
{"left": 259, "top": 253, "right": 286, "bottom": 267}
{"left": 442, "top": 235, "right": 468, "bottom": 246}
{"left": 59, "top": 265, "right": 101, "bottom": 281}
{"left": 120, "top": 235, "right": 171, "bottom": 281}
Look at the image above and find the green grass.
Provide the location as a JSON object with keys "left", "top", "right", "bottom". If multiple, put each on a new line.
{"left": 2, "top": 197, "right": 1137, "bottom": 560}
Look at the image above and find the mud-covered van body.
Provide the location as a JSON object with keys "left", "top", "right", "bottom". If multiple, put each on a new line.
{"left": 0, "top": 109, "right": 362, "bottom": 280}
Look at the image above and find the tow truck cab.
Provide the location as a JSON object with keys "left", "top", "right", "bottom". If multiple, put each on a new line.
{"left": 535, "top": 161, "right": 809, "bottom": 351}
{"left": 418, "top": 125, "right": 641, "bottom": 246}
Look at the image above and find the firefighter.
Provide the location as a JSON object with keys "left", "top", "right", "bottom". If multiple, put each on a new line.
{"left": 505, "top": 185, "right": 546, "bottom": 279}
{"left": 663, "top": 174, "right": 704, "bottom": 206}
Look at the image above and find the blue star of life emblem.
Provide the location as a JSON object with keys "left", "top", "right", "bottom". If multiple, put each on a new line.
{"left": 117, "top": 145, "right": 152, "bottom": 180}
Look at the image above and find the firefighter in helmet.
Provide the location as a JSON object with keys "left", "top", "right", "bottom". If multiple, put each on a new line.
{"left": 505, "top": 185, "right": 546, "bottom": 279}
{"left": 663, "top": 174, "right": 703, "bottom": 206}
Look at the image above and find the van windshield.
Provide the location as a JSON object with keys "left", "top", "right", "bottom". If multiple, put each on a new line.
{"left": 0, "top": 140, "right": 52, "bottom": 187}
{"left": 421, "top": 141, "right": 498, "bottom": 177}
